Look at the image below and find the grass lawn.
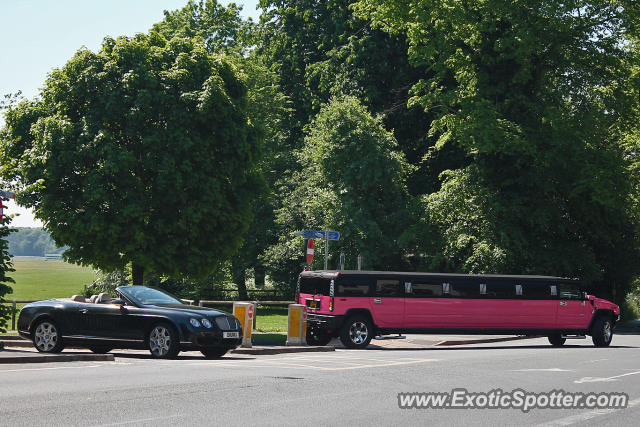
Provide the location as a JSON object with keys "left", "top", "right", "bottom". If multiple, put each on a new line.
{"left": 203, "top": 304, "right": 289, "bottom": 333}
{"left": 5, "top": 257, "right": 97, "bottom": 301}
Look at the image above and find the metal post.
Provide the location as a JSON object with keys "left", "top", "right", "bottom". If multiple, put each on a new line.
{"left": 324, "top": 227, "right": 329, "bottom": 270}
{"left": 340, "top": 252, "right": 345, "bottom": 270}
{"left": 252, "top": 301, "right": 257, "bottom": 330}
{"left": 357, "top": 255, "right": 362, "bottom": 271}
{"left": 11, "top": 300, "right": 16, "bottom": 330}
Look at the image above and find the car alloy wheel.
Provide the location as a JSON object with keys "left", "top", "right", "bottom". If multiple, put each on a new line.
{"left": 149, "top": 325, "right": 173, "bottom": 357}
{"left": 349, "top": 321, "right": 369, "bottom": 345}
{"left": 34, "top": 321, "right": 62, "bottom": 352}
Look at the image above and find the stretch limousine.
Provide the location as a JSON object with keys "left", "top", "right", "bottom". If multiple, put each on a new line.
{"left": 298, "top": 270, "right": 620, "bottom": 349}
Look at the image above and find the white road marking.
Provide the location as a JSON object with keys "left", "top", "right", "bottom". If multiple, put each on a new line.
{"left": 574, "top": 370, "right": 640, "bottom": 383}
{"left": 512, "top": 368, "right": 574, "bottom": 372}
{"left": 534, "top": 397, "right": 640, "bottom": 426}
{"left": 581, "top": 358, "right": 609, "bottom": 363}
{"left": 0, "top": 364, "right": 101, "bottom": 373}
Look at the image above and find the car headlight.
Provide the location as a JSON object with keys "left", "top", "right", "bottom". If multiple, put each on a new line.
{"left": 190, "top": 318, "right": 201, "bottom": 328}
{"left": 201, "top": 318, "right": 212, "bottom": 328}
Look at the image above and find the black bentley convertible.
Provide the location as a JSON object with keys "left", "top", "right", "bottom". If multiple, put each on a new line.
{"left": 17, "top": 286, "right": 243, "bottom": 358}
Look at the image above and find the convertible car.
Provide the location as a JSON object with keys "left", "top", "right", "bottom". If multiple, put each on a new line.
{"left": 17, "top": 286, "right": 243, "bottom": 358}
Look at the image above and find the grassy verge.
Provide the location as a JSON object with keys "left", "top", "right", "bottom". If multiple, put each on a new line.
{"left": 201, "top": 304, "right": 288, "bottom": 332}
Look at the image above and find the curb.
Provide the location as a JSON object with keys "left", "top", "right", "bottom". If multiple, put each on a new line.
{"left": 232, "top": 346, "right": 335, "bottom": 355}
{"left": 0, "top": 351, "right": 114, "bottom": 364}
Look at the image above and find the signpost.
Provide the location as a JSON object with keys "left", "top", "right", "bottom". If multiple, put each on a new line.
{"left": 295, "top": 229, "right": 340, "bottom": 270}
{"left": 306, "top": 238, "right": 315, "bottom": 266}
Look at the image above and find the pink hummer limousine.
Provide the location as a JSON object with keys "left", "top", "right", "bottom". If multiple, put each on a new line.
{"left": 297, "top": 270, "right": 620, "bottom": 349}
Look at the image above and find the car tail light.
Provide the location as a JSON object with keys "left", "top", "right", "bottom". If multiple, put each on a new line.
{"left": 329, "top": 298, "right": 334, "bottom": 312}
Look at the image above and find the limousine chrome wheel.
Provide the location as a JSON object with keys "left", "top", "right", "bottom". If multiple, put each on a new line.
{"left": 339, "top": 315, "right": 373, "bottom": 349}
{"left": 592, "top": 316, "right": 613, "bottom": 347}
{"left": 33, "top": 320, "right": 64, "bottom": 353}
{"left": 148, "top": 324, "right": 179, "bottom": 358}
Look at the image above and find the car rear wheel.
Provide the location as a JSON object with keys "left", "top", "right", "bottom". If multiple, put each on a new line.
{"left": 148, "top": 323, "right": 180, "bottom": 358}
{"left": 548, "top": 334, "right": 566, "bottom": 347}
{"left": 33, "top": 320, "right": 64, "bottom": 353}
{"left": 592, "top": 316, "right": 613, "bottom": 347}
{"left": 306, "top": 329, "right": 332, "bottom": 346}
{"left": 88, "top": 345, "right": 113, "bottom": 354}
{"left": 339, "top": 315, "right": 373, "bottom": 349}
{"left": 201, "top": 348, "right": 228, "bottom": 359}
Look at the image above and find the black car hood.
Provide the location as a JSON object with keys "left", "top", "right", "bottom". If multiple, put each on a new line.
{"left": 147, "top": 304, "right": 230, "bottom": 317}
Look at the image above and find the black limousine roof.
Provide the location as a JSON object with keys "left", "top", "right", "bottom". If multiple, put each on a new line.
{"left": 300, "top": 270, "right": 578, "bottom": 281}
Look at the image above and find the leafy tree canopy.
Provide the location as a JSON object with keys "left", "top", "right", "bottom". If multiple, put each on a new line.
{"left": 0, "top": 215, "right": 15, "bottom": 332}
{"left": 0, "top": 33, "right": 262, "bottom": 284}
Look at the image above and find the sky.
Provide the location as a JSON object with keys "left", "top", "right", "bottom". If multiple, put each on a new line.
{"left": 0, "top": 0, "right": 260, "bottom": 227}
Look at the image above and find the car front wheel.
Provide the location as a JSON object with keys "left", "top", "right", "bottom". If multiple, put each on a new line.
{"left": 148, "top": 323, "right": 180, "bottom": 358}
{"left": 33, "top": 320, "right": 64, "bottom": 353}
{"left": 339, "top": 315, "right": 373, "bottom": 349}
{"left": 592, "top": 316, "right": 613, "bottom": 347}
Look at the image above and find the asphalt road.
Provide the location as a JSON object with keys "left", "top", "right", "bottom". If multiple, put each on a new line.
{"left": 1, "top": 334, "right": 639, "bottom": 427}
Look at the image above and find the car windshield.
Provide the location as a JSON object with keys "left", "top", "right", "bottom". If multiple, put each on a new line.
{"left": 118, "top": 286, "right": 183, "bottom": 306}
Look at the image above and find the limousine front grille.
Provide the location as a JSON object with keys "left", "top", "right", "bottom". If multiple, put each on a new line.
{"left": 215, "top": 316, "right": 240, "bottom": 330}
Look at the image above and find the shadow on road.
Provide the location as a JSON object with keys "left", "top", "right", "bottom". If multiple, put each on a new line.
{"left": 110, "top": 352, "right": 255, "bottom": 361}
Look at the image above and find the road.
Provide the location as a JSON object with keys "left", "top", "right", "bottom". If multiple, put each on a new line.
{"left": 1, "top": 334, "right": 639, "bottom": 426}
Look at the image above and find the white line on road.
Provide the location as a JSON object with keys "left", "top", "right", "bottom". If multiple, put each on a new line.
{"left": 574, "top": 370, "right": 640, "bottom": 383}
{"left": 534, "top": 397, "right": 640, "bottom": 426}
{"left": 0, "top": 364, "right": 101, "bottom": 373}
{"left": 512, "top": 369, "right": 574, "bottom": 372}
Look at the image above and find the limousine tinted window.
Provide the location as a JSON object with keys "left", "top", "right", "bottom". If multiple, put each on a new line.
{"left": 449, "top": 283, "right": 478, "bottom": 297}
{"left": 558, "top": 283, "right": 581, "bottom": 300}
{"left": 522, "top": 282, "right": 551, "bottom": 298}
{"left": 376, "top": 279, "right": 402, "bottom": 297}
{"left": 299, "top": 277, "right": 331, "bottom": 296}
{"left": 336, "top": 277, "right": 372, "bottom": 297}
{"left": 483, "top": 283, "right": 516, "bottom": 298}
{"left": 412, "top": 282, "right": 443, "bottom": 297}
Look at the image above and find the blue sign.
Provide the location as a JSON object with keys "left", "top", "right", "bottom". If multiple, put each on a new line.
{"left": 295, "top": 230, "right": 340, "bottom": 240}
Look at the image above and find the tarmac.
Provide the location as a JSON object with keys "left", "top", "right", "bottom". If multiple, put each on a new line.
{"left": 2, "top": 319, "right": 637, "bottom": 363}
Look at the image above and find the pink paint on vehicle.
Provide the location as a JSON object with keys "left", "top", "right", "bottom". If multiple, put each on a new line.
{"left": 299, "top": 270, "right": 620, "bottom": 349}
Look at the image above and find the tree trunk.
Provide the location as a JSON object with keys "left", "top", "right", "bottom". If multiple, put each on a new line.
{"left": 231, "top": 259, "right": 248, "bottom": 300}
{"left": 132, "top": 263, "right": 144, "bottom": 286}
{"left": 254, "top": 265, "right": 266, "bottom": 288}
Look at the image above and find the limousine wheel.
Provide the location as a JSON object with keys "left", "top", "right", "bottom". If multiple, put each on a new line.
{"left": 592, "top": 316, "right": 613, "bottom": 347}
{"left": 339, "top": 315, "right": 373, "bottom": 349}
{"left": 306, "top": 329, "right": 331, "bottom": 346}
{"left": 33, "top": 320, "right": 64, "bottom": 353}
{"left": 201, "top": 348, "right": 228, "bottom": 359}
{"left": 88, "top": 346, "right": 113, "bottom": 354}
{"left": 548, "top": 334, "right": 566, "bottom": 347}
{"left": 148, "top": 323, "right": 180, "bottom": 358}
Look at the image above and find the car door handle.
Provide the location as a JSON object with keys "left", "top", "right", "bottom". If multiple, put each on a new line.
{"left": 374, "top": 298, "right": 382, "bottom": 303}
{"left": 80, "top": 309, "right": 89, "bottom": 314}
{"left": 559, "top": 301, "right": 567, "bottom": 306}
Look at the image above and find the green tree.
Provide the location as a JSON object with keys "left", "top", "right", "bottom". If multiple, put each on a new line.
{"left": 355, "top": 0, "right": 640, "bottom": 301}
{"left": 0, "top": 214, "right": 15, "bottom": 333}
{"left": 0, "top": 34, "right": 262, "bottom": 285}
{"left": 269, "top": 97, "right": 411, "bottom": 288}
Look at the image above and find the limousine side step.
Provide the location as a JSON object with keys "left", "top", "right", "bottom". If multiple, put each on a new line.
{"left": 561, "top": 335, "right": 587, "bottom": 339}
{"left": 374, "top": 334, "right": 407, "bottom": 340}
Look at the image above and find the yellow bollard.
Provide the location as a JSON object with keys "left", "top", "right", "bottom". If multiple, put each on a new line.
{"left": 233, "top": 302, "right": 253, "bottom": 348}
{"left": 286, "top": 304, "right": 307, "bottom": 346}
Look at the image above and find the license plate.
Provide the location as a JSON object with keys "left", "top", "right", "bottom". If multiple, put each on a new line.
{"left": 309, "top": 300, "right": 318, "bottom": 309}
{"left": 223, "top": 331, "right": 239, "bottom": 339}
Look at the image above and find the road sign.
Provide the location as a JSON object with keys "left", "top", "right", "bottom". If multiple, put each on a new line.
{"left": 306, "top": 238, "right": 315, "bottom": 265}
{"left": 295, "top": 230, "right": 340, "bottom": 240}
